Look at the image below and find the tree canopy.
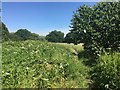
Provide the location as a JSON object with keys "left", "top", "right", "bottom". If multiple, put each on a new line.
{"left": 46, "top": 30, "right": 64, "bottom": 43}
{"left": 70, "top": 2, "right": 120, "bottom": 59}
{"left": 14, "top": 29, "right": 32, "bottom": 40}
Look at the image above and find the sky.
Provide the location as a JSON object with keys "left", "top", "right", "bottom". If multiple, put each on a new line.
{"left": 2, "top": 2, "right": 98, "bottom": 36}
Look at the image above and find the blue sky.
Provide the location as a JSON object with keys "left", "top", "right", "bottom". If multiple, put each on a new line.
{"left": 2, "top": 2, "right": 98, "bottom": 36}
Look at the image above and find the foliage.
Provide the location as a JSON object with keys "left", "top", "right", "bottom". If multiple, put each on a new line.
{"left": 1, "top": 23, "right": 46, "bottom": 41}
{"left": 38, "top": 36, "right": 46, "bottom": 41}
{"left": 46, "top": 30, "right": 64, "bottom": 43}
{"left": 1, "top": 23, "right": 10, "bottom": 41}
{"left": 9, "top": 33, "right": 21, "bottom": 41}
{"left": 10, "top": 29, "right": 46, "bottom": 41}
{"left": 70, "top": 2, "right": 120, "bottom": 60}
{"left": 64, "top": 31, "right": 82, "bottom": 44}
{"left": 29, "top": 33, "right": 40, "bottom": 40}
{"left": 29, "top": 33, "right": 46, "bottom": 41}
{"left": 14, "top": 29, "right": 32, "bottom": 40}
{"left": 2, "top": 40, "right": 89, "bottom": 88}
{"left": 91, "top": 52, "right": 120, "bottom": 90}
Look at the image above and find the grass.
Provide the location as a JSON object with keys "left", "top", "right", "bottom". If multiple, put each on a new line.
{"left": 52, "top": 43, "right": 84, "bottom": 55}
{"left": 2, "top": 40, "right": 89, "bottom": 88}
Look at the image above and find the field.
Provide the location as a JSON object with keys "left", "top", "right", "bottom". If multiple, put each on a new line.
{"left": 2, "top": 40, "right": 89, "bottom": 88}
{"left": 2, "top": 40, "right": 120, "bottom": 89}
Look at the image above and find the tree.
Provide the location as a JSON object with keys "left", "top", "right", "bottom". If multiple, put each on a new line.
{"left": 1, "top": 23, "right": 10, "bottom": 41}
{"left": 70, "top": 2, "right": 120, "bottom": 59}
{"left": 30, "top": 33, "right": 46, "bottom": 41}
{"left": 15, "top": 29, "right": 32, "bottom": 40}
{"left": 29, "top": 33, "right": 40, "bottom": 40}
{"left": 46, "top": 30, "right": 64, "bottom": 43}
{"left": 64, "top": 31, "right": 82, "bottom": 44}
{"left": 9, "top": 33, "right": 20, "bottom": 41}
{"left": 37, "top": 36, "right": 46, "bottom": 41}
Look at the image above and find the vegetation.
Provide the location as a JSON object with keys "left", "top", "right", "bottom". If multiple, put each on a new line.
{"left": 64, "top": 31, "right": 82, "bottom": 44}
{"left": 1, "top": 23, "right": 10, "bottom": 41}
{"left": 2, "top": 40, "right": 89, "bottom": 88}
{"left": 14, "top": 29, "right": 46, "bottom": 41}
{"left": 70, "top": 2, "right": 120, "bottom": 59}
{"left": 46, "top": 30, "right": 64, "bottom": 43}
{"left": 14, "top": 29, "right": 32, "bottom": 40}
{"left": 1, "top": 25, "right": 46, "bottom": 41}
{"left": 91, "top": 52, "right": 120, "bottom": 90}
{"left": 1, "top": 1, "right": 120, "bottom": 89}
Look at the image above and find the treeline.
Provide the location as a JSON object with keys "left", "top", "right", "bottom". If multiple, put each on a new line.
{"left": 1, "top": 22, "right": 46, "bottom": 41}
{"left": 45, "top": 30, "right": 81, "bottom": 44}
{"left": 1, "top": 22, "right": 76, "bottom": 43}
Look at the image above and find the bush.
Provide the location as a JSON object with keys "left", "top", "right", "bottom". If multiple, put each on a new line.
{"left": 91, "top": 52, "right": 120, "bottom": 89}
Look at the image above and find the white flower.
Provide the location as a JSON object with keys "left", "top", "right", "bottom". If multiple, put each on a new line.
{"left": 84, "top": 29, "right": 86, "bottom": 33}
{"left": 26, "top": 67, "right": 29, "bottom": 70}
{"left": 105, "top": 84, "right": 109, "bottom": 88}
{"left": 60, "top": 63, "right": 63, "bottom": 69}
{"left": 13, "top": 52, "right": 17, "bottom": 54}
{"left": 5, "top": 72, "right": 10, "bottom": 75}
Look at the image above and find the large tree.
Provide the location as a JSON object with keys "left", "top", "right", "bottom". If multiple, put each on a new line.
{"left": 70, "top": 2, "right": 120, "bottom": 58}
{"left": 46, "top": 30, "right": 64, "bottom": 43}
{"left": 15, "top": 29, "right": 32, "bottom": 40}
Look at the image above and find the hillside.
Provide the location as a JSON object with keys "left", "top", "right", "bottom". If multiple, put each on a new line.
{"left": 2, "top": 40, "right": 89, "bottom": 88}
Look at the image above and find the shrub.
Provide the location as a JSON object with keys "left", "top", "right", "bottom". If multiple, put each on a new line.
{"left": 91, "top": 52, "right": 120, "bottom": 89}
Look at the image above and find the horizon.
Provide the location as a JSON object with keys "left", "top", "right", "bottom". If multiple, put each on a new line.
{"left": 2, "top": 2, "right": 98, "bottom": 36}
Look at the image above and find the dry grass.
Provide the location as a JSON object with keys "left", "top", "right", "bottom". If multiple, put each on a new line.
{"left": 52, "top": 43, "right": 84, "bottom": 55}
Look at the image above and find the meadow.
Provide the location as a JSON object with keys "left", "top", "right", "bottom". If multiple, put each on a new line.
{"left": 2, "top": 40, "right": 120, "bottom": 89}
{"left": 2, "top": 40, "right": 89, "bottom": 88}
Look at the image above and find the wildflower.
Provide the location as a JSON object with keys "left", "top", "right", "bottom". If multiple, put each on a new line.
{"left": 26, "top": 67, "right": 29, "bottom": 70}
{"left": 60, "top": 63, "right": 63, "bottom": 69}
